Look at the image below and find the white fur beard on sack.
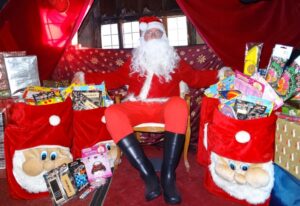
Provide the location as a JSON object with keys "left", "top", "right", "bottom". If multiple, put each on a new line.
{"left": 131, "top": 37, "right": 179, "bottom": 82}
{"left": 209, "top": 152, "right": 274, "bottom": 204}
{"left": 13, "top": 150, "right": 48, "bottom": 193}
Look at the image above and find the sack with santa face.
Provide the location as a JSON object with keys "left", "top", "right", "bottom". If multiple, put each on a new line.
{"left": 4, "top": 98, "right": 73, "bottom": 199}
{"left": 203, "top": 99, "right": 277, "bottom": 205}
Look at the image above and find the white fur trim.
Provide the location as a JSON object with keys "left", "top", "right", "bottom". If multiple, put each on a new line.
{"left": 122, "top": 93, "right": 169, "bottom": 103}
{"left": 179, "top": 81, "right": 189, "bottom": 98}
{"left": 209, "top": 152, "right": 274, "bottom": 204}
{"left": 147, "top": 22, "right": 165, "bottom": 33}
{"left": 101, "top": 115, "right": 106, "bottom": 123}
{"left": 235, "top": 131, "right": 251, "bottom": 143}
{"left": 139, "top": 22, "right": 148, "bottom": 32}
{"left": 138, "top": 72, "right": 154, "bottom": 100}
{"left": 140, "top": 21, "right": 165, "bottom": 34}
{"left": 13, "top": 151, "right": 47, "bottom": 193}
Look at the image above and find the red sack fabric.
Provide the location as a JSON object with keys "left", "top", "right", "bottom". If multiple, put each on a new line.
{"left": 72, "top": 107, "right": 112, "bottom": 159}
{"left": 197, "top": 96, "right": 219, "bottom": 166}
{"left": 4, "top": 99, "right": 73, "bottom": 199}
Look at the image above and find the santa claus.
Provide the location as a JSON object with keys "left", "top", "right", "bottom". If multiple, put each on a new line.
{"left": 73, "top": 16, "right": 231, "bottom": 204}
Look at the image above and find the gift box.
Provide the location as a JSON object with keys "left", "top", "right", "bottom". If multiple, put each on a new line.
{"left": 3, "top": 55, "right": 40, "bottom": 97}
{"left": 274, "top": 118, "right": 300, "bottom": 179}
{"left": 0, "top": 51, "right": 26, "bottom": 97}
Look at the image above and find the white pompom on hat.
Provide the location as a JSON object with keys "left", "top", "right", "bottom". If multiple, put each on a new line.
{"left": 139, "top": 16, "right": 166, "bottom": 34}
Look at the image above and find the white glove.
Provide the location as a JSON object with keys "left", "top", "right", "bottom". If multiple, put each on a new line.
{"left": 71, "top": 71, "right": 85, "bottom": 84}
{"left": 218, "top": 66, "right": 234, "bottom": 80}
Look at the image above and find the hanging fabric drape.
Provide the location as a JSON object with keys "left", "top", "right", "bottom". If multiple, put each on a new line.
{"left": 176, "top": 0, "right": 300, "bottom": 71}
{"left": 0, "top": 0, "right": 93, "bottom": 81}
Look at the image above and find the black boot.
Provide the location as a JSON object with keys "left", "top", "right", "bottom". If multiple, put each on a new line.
{"left": 117, "top": 133, "right": 161, "bottom": 201}
{"left": 161, "top": 131, "right": 185, "bottom": 204}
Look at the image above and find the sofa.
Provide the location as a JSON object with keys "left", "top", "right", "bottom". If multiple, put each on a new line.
{"left": 52, "top": 44, "right": 224, "bottom": 150}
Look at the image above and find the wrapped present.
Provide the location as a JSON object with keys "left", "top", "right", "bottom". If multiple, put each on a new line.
{"left": 3, "top": 55, "right": 40, "bottom": 97}
{"left": 275, "top": 118, "right": 300, "bottom": 179}
{"left": 0, "top": 51, "right": 26, "bottom": 97}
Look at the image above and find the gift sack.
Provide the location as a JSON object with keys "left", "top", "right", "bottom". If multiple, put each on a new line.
{"left": 72, "top": 107, "right": 112, "bottom": 159}
{"left": 4, "top": 98, "right": 73, "bottom": 199}
{"left": 203, "top": 100, "right": 277, "bottom": 205}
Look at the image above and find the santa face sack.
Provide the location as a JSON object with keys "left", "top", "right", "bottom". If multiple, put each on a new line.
{"left": 4, "top": 98, "right": 73, "bottom": 199}
{"left": 205, "top": 108, "right": 277, "bottom": 205}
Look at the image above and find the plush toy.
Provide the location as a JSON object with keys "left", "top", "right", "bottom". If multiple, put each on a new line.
{"left": 12, "top": 146, "right": 72, "bottom": 193}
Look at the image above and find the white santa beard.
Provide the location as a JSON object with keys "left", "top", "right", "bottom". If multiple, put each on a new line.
{"left": 131, "top": 37, "right": 179, "bottom": 82}
{"left": 209, "top": 152, "right": 274, "bottom": 205}
{"left": 13, "top": 150, "right": 48, "bottom": 193}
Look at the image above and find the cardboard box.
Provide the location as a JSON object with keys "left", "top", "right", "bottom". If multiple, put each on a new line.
{"left": 275, "top": 118, "right": 300, "bottom": 179}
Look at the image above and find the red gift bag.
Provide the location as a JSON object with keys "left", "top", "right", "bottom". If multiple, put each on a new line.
{"left": 72, "top": 107, "right": 112, "bottom": 159}
{"left": 202, "top": 101, "right": 277, "bottom": 205}
{"left": 4, "top": 98, "right": 73, "bottom": 199}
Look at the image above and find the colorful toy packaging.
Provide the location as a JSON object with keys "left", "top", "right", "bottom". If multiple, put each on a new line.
{"left": 68, "top": 159, "right": 89, "bottom": 192}
{"left": 81, "top": 144, "right": 112, "bottom": 186}
{"left": 243, "top": 42, "right": 263, "bottom": 76}
{"left": 265, "top": 44, "right": 293, "bottom": 88}
{"left": 276, "top": 55, "right": 300, "bottom": 101}
{"left": 43, "top": 163, "right": 77, "bottom": 206}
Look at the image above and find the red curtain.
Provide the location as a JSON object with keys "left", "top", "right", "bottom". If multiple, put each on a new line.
{"left": 0, "top": 0, "right": 93, "bottom": 81}
{"left": 176, "top": 0, "right": 300, "bottom": 71}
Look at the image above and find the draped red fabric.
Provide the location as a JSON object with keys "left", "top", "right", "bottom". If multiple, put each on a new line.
{"left": 176, "top": 0, "right": 300, "bottom": 71}
{"left": 0, "top": 0, "right": 93, "bottom": 81}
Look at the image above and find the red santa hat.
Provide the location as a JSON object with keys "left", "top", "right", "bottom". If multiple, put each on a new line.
{"left": 139, "top": 16, "right": 166, "bottom": 34}
{"left": 208, "top": 109, "right": 277, "bottom": 163}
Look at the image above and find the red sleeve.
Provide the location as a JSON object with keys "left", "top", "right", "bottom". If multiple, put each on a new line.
{"left": 178, "top": 60, "right": 218, "bottom": 88}
{"left": 84, "top": 59, "right": 131, "bottom": 90}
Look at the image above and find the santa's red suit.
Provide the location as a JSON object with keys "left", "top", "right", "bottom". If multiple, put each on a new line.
{"left": 84, "top": 58, "right": 218, "bottom": 142}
